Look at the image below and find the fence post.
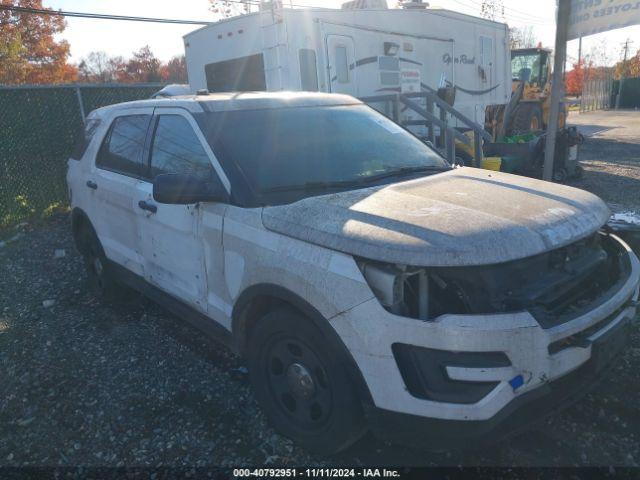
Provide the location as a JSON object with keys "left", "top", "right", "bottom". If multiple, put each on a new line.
{"left": 75, "top": 86, "right": 86, "bottom": 124}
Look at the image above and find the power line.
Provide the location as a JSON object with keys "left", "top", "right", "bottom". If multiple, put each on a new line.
{"left": 449, "top": 0, "right": 553, "bottom": 25}
{"left": 0, "top": 5, "right": 215, "bottom": 25}
{"left": 457, "top": 0, "right": 552, "bottom": 23}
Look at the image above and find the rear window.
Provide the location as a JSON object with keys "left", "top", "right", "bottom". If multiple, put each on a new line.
{"left": 70, "top": 119, "right": 101, "bottom": 160}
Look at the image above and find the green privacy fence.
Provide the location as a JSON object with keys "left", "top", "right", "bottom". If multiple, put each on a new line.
{"left": 612, "top": 77, "right": 640, "bottom": 109}
{"left": 0, "top": 84, "right": 164, "bottom": 229}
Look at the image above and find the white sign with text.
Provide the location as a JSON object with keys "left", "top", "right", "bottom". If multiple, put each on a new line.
{"left": 568, "top": 0, "right": 640, "bottom": 40}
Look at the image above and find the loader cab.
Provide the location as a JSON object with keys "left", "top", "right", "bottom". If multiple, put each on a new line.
{"left": 511, "top": 48, "right": 551, "bottom": 90}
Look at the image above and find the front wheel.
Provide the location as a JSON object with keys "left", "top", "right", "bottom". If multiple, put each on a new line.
{"left": 247, "top": 308, "right": 366, "bottom": 455}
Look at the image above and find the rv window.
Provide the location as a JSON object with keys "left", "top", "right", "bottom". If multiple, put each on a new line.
{"left": 205, "top": 54, "right": 267, "bottom": 92}
{"left": 299, "top": 49, "right": 319, "bottom": 91}
{"left": 480, "top": 36, "right": 493, "bottom": 66}
{"left": 335, "top": 46, "right": 350, "bottom": 83}
{"left": 378, "top": 56, "right": 399, "bottom": 72}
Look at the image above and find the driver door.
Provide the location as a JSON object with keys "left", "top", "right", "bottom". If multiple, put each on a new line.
{"left": 133, "top": 108, "right": 223, "bottom": 311}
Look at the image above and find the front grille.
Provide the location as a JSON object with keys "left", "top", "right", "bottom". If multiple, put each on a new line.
{"left": 426, "top": 233, "right": 631, "bottom": 329}
{"left": 548, "top": 299, "right": 633, "bottom": 354}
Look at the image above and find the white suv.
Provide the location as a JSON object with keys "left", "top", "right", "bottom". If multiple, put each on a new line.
{"left": 67, "top": 92, "right": 639, "bottom": 454}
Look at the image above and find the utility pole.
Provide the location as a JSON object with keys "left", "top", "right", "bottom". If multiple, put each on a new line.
{"left": 543, "top": 0, "right": 571, "bottom": 182}
{"left": 615, "top": 38, "right": 632, "bottom": 110}
{"left": 578, "top": 36, "right": 582, "bottom": 65}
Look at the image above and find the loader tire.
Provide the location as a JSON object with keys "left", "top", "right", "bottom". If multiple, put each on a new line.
{"left": 510, "top": 103, "right": 543, "bottom": 134}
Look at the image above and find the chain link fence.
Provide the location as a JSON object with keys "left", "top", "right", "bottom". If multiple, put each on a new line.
{"left": 0, "top": 84, "right": 163, "bottom": 229}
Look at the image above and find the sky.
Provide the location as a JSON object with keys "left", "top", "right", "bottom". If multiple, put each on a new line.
{"left": 44, "top": 0, "right": 639, "bottom": 66}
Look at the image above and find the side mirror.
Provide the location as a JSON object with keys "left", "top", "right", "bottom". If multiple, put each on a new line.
{"left": 153, "top": 173, "right": 228, "bottom": 205}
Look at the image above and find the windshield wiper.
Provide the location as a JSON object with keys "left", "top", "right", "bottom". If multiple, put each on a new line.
{"left": 263, "top": 165, "right": 451, "bottom": 194}
{"left": 361, "top": 165, "right": 452, "bottom": 183}
{"left": 262, "top": 179, "right": 367, "bottom": 193}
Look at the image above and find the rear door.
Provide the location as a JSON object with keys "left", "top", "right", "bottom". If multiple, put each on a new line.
{"left": 89, "top": 109, "right": 153, "bottom": 277}
{"left": 325, "top": 35, "right": 357, "bottom": 96}
{"left": 133, "top": 108, "right": 225, "bottom": 312}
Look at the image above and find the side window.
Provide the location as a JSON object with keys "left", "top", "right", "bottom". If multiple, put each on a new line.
{"left": 71, "top": 118, "right": 101, "bottom": 160}
{"left": 150, "top": 115, "right": 214, "bottom": 180}
{"left": 335, "top": 45, "right": 350, "bottom": 83}
{"left": 299, "top": 49, "right": 319, "bottom": 91}
{"left": 96, "top": 115, "right": 150, "bottom": 177}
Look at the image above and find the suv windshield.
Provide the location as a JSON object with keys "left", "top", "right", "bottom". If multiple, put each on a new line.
{"left": 198, "top": 104, "right": 449, "bottom": 203}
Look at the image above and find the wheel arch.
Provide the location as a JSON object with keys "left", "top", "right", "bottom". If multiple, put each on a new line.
{"left": 232, "top": 283, "right": 374, "bottom": 406}
{"left": 71, "top": 207, "right": 94, "bottom": 255}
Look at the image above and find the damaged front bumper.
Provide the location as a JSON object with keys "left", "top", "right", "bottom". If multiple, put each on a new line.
{"left": 330, "top": 235, "right": 639, "bottom": 431}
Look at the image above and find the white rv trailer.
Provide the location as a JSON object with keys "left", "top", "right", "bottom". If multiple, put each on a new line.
{"left": 184, "top": 0, "right": 511, "bottom": 127}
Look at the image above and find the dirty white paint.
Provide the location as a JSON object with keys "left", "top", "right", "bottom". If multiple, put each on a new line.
{"left": 329, "top": 236, "right": 638, "bottom": 420}
{"left": 224, "top": 251, "right": 246, "bottom": 300}
{"left": 67, "top": 93, "right": 640, "bottom": 426}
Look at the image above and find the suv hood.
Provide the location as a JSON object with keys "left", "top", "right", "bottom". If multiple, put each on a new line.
{"left": 262, "top": 168, "right": 611, "bottom": 267}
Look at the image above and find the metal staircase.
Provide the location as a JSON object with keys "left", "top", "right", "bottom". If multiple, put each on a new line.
{"left": 360, "top": 89, "right": 492, "bottom": 167}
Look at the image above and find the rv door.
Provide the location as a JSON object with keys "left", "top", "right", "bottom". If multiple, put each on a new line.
{"left": 326, "top": 35, "right": 357, "bottom": 96}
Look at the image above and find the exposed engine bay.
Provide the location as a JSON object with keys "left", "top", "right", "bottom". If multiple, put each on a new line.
{"left": 358, "top": 231, "right": 631, "bottom": 327}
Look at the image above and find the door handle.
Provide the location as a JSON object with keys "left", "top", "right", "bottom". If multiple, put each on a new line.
{"left": 86, "top": 180, "right": 98, "bottom": 190}
{"left": 138, "top": 200, "right": 158, "bottom": 214}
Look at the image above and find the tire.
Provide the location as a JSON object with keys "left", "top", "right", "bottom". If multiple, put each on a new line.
{"left": 553, "top": 168, "right": 568, "bottom": 183}
{"left": 510, "top": 103, "right": 543, "bottom": 134}
{"left": 455, "top": 150, "right": 474, "bottom": 167}
{"left": 79, "top": 224, "right": 126, "bottom": 302}
{"left": 246, "top": 307, "right": 366, "bottom": 455}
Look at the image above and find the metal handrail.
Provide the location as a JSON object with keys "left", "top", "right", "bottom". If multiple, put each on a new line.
{"left": 360, "top": 91, "right": 489, "bottom": 167}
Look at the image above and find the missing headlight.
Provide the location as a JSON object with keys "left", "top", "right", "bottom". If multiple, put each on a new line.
{"left": 358, "top": 262, "right": 432, "bottom": 320}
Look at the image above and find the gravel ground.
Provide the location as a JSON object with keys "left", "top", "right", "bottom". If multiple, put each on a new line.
{"left": 1, "top": 111, "right": 640, "bottom": 468}
{"left": 567, "top": 110, "right": 640, "bottom": 213}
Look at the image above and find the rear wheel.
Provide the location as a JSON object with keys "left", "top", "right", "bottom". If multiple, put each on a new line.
{"left": 247, "top": 307, "right": 366, "bottom": 455}
{"left": 79, "top": 225, "right": 126, "bottom": 301}
{"left": 510, "top": 103, "right": 543, "bottom": 134}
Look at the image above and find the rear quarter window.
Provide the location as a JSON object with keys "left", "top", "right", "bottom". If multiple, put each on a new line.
{"left": 70, "top": 119, "right": 101, "bottom": 160}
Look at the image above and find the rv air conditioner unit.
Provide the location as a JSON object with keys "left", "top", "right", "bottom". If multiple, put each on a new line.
{"left": 400, "top": 0, "right": 429, "bottom": 9}
{"left": 341, "top": 0, "right": 388, "bottom": 9}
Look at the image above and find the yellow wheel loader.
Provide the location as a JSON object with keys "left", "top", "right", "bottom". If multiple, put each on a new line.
{"left": 485, "top": 47, "right": 566, "bottom": 139}
{"left": 459, "top": 48, "right": 581, "bottom": 180}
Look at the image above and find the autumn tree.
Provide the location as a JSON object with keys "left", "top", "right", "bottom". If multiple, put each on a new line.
{"left": 614, "top": 48, "right": 640, "bottom": 79}
{"left": 0, "top": 0, "right": 77, "bottom": 84}
{"left": 77, "top": 49, "right": 187, "bottom": 85}
{"left": 509, "top": 26, "right": 536, "bottom": 50}
{"left": 123, "top": 45, "right": 161, "bottom": 83}
{"left": 480, "top": 0, "right": 504, "bottom": 21}
{"left": 160, "top": 56, "right": 188, "bottom": 84}
{"left": 210, "top": 0, "right": 256, "bottom": 19}
{"left": 565, "top": 60, "right": 587, "bottom": 96}
{"left": 78, "top": 51, "right": 117, "bottom": 83}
